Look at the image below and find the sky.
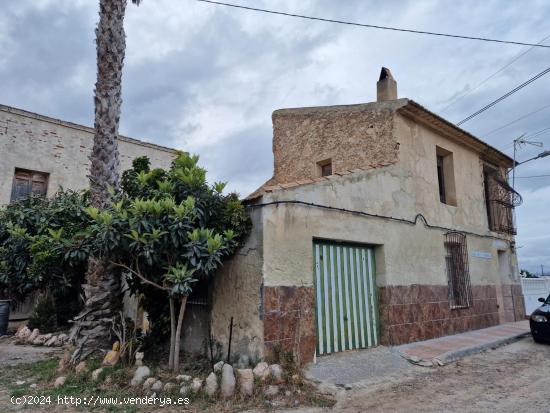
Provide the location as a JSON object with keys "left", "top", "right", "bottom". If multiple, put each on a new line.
{"left": 1, "top": 0, "right": 549, "bottom": 274}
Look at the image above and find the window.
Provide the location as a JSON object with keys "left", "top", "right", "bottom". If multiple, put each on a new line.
{"left": 435, "top": 147, "right": 456, "bottom": 206}
{"left": 317, "top": 159, "right": 333, "bottom": 177}
{"left": 444, "top": 232, "right": 472, "bottom": 308}
{"left": 10, "top": 169, "right": 49, "bottom": 203}
{"left": 483, "top": 164, "right": 520, "bottom": 235}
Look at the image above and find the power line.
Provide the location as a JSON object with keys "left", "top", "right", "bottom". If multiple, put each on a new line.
{"left": 456, "top": 66, "right": 550, "bottom": 126}
{"left": 515, "top": 174, "right": 550, "bottom": 179}
{"left": 440, "top": 34, "right": 550, "bottom": 114}
{"left": 482, "top": 103, "right": 550, "bottom": 137}
{"left": 197, "top": 0, "right": 550, "bottom": 49}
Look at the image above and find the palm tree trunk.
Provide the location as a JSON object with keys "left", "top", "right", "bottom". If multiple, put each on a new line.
{"left": 70, "top": 0, "right": 127, "bottom": 362}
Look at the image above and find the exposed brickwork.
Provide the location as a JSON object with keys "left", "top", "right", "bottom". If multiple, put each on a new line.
{"left": 263, "top": 286, "right": 316, "bottom": 364}
{"left": 378, "top": 285, "right": 500, "bottom": 345}
{"left": 271, "top": 102, "right": 400, "bottom": 186}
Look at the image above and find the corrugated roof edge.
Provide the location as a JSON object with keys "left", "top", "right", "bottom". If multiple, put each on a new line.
{"left": 0, "top": 103, "right": 180, "bottom": 155}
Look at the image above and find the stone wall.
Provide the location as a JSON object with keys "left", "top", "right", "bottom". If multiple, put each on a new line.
{"left": 378, "top": 284, "right": 500, "bottom": 345}
{"left": 0, "top": 105, "right": 177, "bottom": 204}
{"left": 270, "top": 101, "right": 401, "bottom": 186}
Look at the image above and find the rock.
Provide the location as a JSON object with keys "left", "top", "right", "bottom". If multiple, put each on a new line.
{"left": 409, "top": 355, "right": 420, "bottom": 363}
{"left": 33, "top": 333, "right": 52, "bottom": 346}
{"left": 221, "top": 364, "right": 236, "bottom": 398}
{"left": 204, "top": 372, "right": 218, "bottom": 397}
{"left": 213, "top": 361, "right": 225, "bottom": 372}
{"left": 15, "top": 380, "right": 25, "bottom": 385}
{"left": 55, "top": 334, "right": 68, "bottom": 346}
{"left": 270, "top": 364, "right": 284, "bottom": 384}
{"left": 344, "top": 384, "right": 352, "bottom": 390}
{"left": 57, "top": 353, "right": 70, "bottom": 373}
{"left": 16, "top": 326, "right": 31, "bottom": 340}
{"left": 163, "top": 382, "right": 177, "bottom": 393}
{"left": 54, "top": 377, "right": 66, "bottom": 388}
{"left": 30, "top": 384, "right": 37, "bottom": 389}
{"left": 102, "top": 342, "right": 121, "bottom": 366}
{"left": 418, "top": 360, "right": 433, "bottom": 367}
{"left": 190, "top": 378, "right": 203, "bottom": 393}
{"left": 142, "top": 377, "right": 157, "bottom": 390}
{"left": 91, "top": 368, "right": 104, "bottom": 381}
{"left": 236, "top": 368, "right": 254, "bottom": 396}
{"left": 45, "top": 336, "right": 58, "bottom": 347}
{"left": 264, "top": 385, "right": 279, "bottom": 397}
{"left": 176, "top": 374, "right": 192, "bottom": 383}
{"left": 180, "top": 385, "right": 190, "bottom": 395}
{"left": 291, "top": 374, "right": 300, "bottom": 383}
{"left": 285, "top": 390, "right": 292, "bottom": 397}
{"left": 27, "top": 329, "right": 40, "bottom": 343}
{"left": 130, "top": 366, "right": 151, "bottom": 386}
{"left": 135, "top": 352, "right": 144, "bottom": 366}
{"left": 253, "top": 362, "right": 270, "bottom": 381}
{"left": 75, "top": 361, "right": 87, "bottom": 375}
{"left": 151, "top": 380, "right": 163, "bottom": 392}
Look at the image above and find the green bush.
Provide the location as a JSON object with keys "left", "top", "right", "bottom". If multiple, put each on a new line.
{"left": 28, "top": 293, "right": 57, "bottom": 333}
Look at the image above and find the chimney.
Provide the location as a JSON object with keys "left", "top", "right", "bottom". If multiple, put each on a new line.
{"left": 377, "top": 67, "right": 397, "bottom": 101}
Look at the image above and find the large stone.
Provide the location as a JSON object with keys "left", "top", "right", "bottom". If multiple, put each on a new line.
{"left": 151, "top": 380, "right": 163, "bottom": 392}
{"left": 75, "top": 361, "right": 87, "bottom": 375}
{"left": 163, "top": 382, "right": 177, "bottom": 393}
{"left": 33, "top": 333, "right": 52, "bottom": 346}
{"left": 253, "top": 362, "right": 270, "bottom": 381}
{"left": 91, "top": 368, "right": 104, "bottom": 381}
{"left": 45, "top": 336, "right": 58, "bottom": 347}
{"left": 213, "top": 361, "right": 225, "bottom": 372}
{"left": 204, "top": 372, "right": 218, "bottom": 397}
{"left": 270, "top": 364, "right": 284, "bottom": 384}
{"left": 220, "top": 364, "right": 236, "bottom": 398}
{"left": 180, "top": 385, "right": 190, "bottom": 395}
{"left": 142, "top": 377, "right": 157, "bottom": 390}
{"left": 16, "top": 326, "right": 31, "bottom": 340}
{"left": 55, "top": 334, "right": 68, "bottom": 346}
{"left": 190, "top": 378, "right": 203, "bottom": 393}
{"left": 27, "top": 329, "right": 40, "bottom": 343}
{"left": 130, "top": 366, "right": 151, "bottom": 386}
{"left": 264, "top": 385, "right": 279, "bottom": 397}
{"left": 54, "top": 377, "right": 66, "bottom": 388}
{"left": 176, "top": 374, "right": 192, "bottom": 383}
{"left": 236, "top": 368, "right": 254, "bottom": 396}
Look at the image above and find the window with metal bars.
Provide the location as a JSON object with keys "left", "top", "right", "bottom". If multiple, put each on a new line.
{"left": 444, "top": 232, "right": 472, "bottom": 309}
{"left": 483, "top": 166, "right": 521, "bottom": 235}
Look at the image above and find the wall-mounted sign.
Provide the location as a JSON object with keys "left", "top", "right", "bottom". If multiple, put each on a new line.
{"left": 472, "top": 251, "right": 492, "bottom": 259}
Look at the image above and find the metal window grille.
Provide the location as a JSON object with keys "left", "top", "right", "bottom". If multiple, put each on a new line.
{"left": 483, "top": 169, "right": 521, "bottom": 235}
{"left": 444, "top": 232, "right": 473, "bottom": 309}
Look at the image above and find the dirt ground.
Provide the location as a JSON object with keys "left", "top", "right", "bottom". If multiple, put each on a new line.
{"left": 289, "top": 337, "right": 550, "bottom": 413}
{"left": 1, "top": 337, "right": 549, "bottom": 412}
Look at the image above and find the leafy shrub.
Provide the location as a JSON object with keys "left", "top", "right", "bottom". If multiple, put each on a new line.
{"left": 28, "top": 292, "right": 57, "bottom": 333}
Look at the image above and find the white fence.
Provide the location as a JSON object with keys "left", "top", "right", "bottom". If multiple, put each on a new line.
{"left": 521, "top": 277, "right": 550, "bottom": 315}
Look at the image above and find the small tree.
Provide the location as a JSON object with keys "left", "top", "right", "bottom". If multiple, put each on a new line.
{"left": 83, "top": 153, "right": 249, "bottom": 371}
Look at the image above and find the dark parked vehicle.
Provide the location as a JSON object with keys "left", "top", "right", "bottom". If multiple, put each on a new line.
{"left": 530, "top": 294, "right": 550, "bottom": 343}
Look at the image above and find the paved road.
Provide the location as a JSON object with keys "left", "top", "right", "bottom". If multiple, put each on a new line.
{"left": 290, "top": 337, "right": 550, "bottom": 413}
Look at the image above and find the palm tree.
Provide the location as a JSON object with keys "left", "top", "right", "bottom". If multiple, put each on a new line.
{"left": 70, "top": 0, "right": 142, "bottom": 362}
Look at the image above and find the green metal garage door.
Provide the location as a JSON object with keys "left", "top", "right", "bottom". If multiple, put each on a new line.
{"left": 313, "top": 240, "right": 379, "bottom": 355}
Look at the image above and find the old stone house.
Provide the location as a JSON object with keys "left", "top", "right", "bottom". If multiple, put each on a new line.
{"left": 210, "top": 68, "right": 525, "bottom": 364}
{"left": 0, "top": 104, "right": 177, "bottom": 205}
{"left": 1, "top": 103, "right": 178, "bottom": 323}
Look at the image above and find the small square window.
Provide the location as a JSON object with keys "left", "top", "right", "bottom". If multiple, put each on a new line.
{"left": 317, "top": 159, "right": 332, "bottom": 177}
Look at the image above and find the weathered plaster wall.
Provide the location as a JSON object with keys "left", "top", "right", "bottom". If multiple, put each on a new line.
{"left": 270, "top": 101, "right": 402, "bottom": 185}
{"left": 0, "top": 105, "right": 177, "bottom": 204}
{"left": 210, "top": 207, "right": 264, "bottom": 362}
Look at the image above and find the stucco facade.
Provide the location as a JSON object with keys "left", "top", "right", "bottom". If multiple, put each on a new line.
{"left": 0, "top": 104, "right": 177, "bottom": 204}
{"left": 211, "top": 72, "right": 524, "bottom": 364}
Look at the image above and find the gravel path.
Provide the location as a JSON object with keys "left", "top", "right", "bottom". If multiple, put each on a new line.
{"left": 289, "top": 337, "right": 550, "bottom": 413}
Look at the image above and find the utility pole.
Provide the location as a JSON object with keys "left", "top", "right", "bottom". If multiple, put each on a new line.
{"left": 542, "top": 265, "right": 545, "bottom": 276}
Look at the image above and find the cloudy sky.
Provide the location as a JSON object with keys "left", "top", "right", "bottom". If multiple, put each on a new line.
{"left": 2, "top": 0, "right": 549, "bottom": 273}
